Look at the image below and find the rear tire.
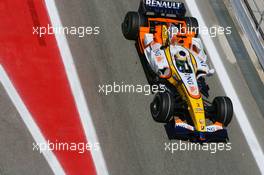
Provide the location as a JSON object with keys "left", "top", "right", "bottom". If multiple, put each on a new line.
{"left": 184, "top": 17, "right": 199, "bottom": 37}
{"left": 122, "top": 12, "right": 146, "bottom": 40}
{"left": 150, "top": 92, "right": 175, "bottom": 123}
{"left": 212, "top": 96, "right": 233, "bottom": 127}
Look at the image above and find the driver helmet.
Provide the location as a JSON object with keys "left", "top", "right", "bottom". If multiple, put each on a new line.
{"left": 174, "top": 50, "right": 188, "bottom": 70}
{"left": 175, "top": 50, "right": 188, "bottom": 62}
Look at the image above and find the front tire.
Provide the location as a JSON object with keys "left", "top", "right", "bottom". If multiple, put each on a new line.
{"left": 212, "top": 96, "right": 233, "bottom": 127}
{"left": 150, "top": 92, "right": 175, "bottom": 123}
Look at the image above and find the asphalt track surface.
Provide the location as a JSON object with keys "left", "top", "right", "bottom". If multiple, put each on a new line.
{"left": 0, "top": 0, "right": 264, "bottom": 174}
{"left": 0, "top": 84, "right": 53, "bottom": 175}
{"left": 51, "top": 0, "right": 263, "bottom": 175}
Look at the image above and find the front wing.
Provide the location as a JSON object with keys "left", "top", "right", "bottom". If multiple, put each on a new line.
{"left": 165, "top": 122, "right": 229, "bottom": 143}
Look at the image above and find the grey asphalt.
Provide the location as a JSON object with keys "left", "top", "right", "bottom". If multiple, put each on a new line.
{"left": 52, "top": 0, "right": 264, "bottom": 175}
{"left": 0, "top": 84, "right": 53, "bottom": 175}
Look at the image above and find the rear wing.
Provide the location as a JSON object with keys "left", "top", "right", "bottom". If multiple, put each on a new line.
{"left": 138, "top": 0, "right": 186, "bottom": 17}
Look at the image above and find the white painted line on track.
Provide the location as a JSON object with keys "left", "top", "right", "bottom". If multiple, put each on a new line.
{"left": 185, "top": 0, "right": 264, "bottom": 174}
{"left": 44, "top": 0, "right": 109, "bottom": 175}
{"left": 0, "top": 65, "right": 65, "bottom": 175}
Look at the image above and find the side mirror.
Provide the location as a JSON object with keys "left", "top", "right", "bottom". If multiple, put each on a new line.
{"left": 207, "top": 69, "right": 215, "bottom": 76}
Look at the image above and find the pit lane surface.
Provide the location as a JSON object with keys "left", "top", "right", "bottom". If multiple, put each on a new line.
{"left": 0, "top": 84, "right": 53, "bottom": 175}
{"left": 0, "top": 0, "right": 263, "bottom": 174}
{"left": 51, "top": 0, "right": 264, "bottom": 174}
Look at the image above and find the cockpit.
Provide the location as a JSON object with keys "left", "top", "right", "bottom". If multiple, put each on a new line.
{"left": 174, "top": 50, "right": 193, "bottom": 74}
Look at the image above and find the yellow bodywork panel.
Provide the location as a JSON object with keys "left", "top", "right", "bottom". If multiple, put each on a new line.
{"left": 164, "top": 48, "right": 206, "bottom": 132}
{"left": 140, "top": 24, "right": 206, "bottom": 132}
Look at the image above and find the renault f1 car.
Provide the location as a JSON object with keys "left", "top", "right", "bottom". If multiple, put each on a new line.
{"left": 122, "top": 0, "right": 233, "bottom": 142}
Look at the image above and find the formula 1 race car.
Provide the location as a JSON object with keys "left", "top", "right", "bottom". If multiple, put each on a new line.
{"left": 122, "top": 0, "right": 233, "bottom": 142}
